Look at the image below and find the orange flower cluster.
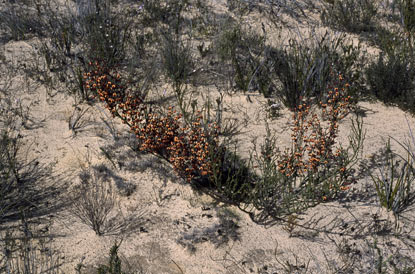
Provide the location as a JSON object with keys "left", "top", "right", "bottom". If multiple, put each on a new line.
{"left": 84, "top": 61, "right": 220, "bottom": 182}
{"left": 167, "top": 113, "right": 220, "bottom": 181}
{"left": 84, "top": 61, "right": 145, "bottom": 119}
{"left": 277, "top": 75, "right": 352, "bottom": 180}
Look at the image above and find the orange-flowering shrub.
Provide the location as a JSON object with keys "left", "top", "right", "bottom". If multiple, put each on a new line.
{"left": 251, "top": 74, "right": 362, "bottom": 218}
{"left": 277, "top": 75, "right": 353, "bottom": 199}
{"left": 167, "top": 113, "right": 221, "bottom": 181}
{"left": 84, "top": 61, "right": 220, "bottom": 182}
{"left": 84, "top": 61, "right": 145, "bottom": 119}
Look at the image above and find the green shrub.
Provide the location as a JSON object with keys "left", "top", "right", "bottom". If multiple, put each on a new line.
{"left": 365, "top": 32, "right": 415, "bottom": 111}
{"left": 270, "top": 31, "right": 364, "bottom": 109}
{"left": 250, "top": 85, "right": 364, "bottom": 219}
{"left": 214, "top": 21, "right": 271, "bottom": 94}
{"left": 371, "top": 119, "right": 415, "bottom": 215}
{"left": 160, "top": 32, "right": 194, "bottom": 88}
{"left": 321, "top": 0, "right": 378, "bottom": 33}
{"left": 0, "top": 126, "right": 57, "bottom": 223}
{"left": 371, "top": 141, "right": 415, "bottom": 215}
{"left": 147, "top": 0, "right": 197, "bottom": 103}
{"left": 0, "top": 1, "right": 48, "bottom": 41}
{"left": 0, "top": 130, "right": 21, "bottom": 221}
{"left": 34, "top": 0, "right": 135, "bottom": 103}
{"left": 398, "top": 0, "right": 415, "bottom": 34}
{"left": 81, "top": 2, "right": 132, "bottom": 68}
{"left": 366, "top": 52, "right": 415, "bottom": 108}
{"left": 372, "top": 143, "right": 415, "bottom": 215}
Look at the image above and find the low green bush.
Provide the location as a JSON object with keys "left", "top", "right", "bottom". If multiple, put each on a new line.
{"left": 214, "top": 21, "right": 271, "bottom": 94}
{"left": 203, "top": 143, "right": 256, "bottom": 205}
{"left": 0, "top": 1, "right": 48, "bottom": 41}
{"left": 365, "top": 31, "right": 415, "bottom": 112}
{"left": 0, "top": 119, "right": 57, "bottom": 223}
{"left": 160, "top": 32, "right": 194, "bottom": 89}
{"left": 97, "top": 242, "right": 125, "bottom": 274}
{"left": 371, "top": 120, "right": 415, "bottom": 215}
{"left": 270, "top": 31, "right": 364, "bottom": 109}
{"left": 371, "top": 141, "right": 415, "bottom": 215}
{"left": 321, "top": 0, "right": 378, "bottom": 33}
{"left": 250, "top": 81, "right": 364, "bottom": 219}
{"left": 398, "top": 0, "right": 415, "bottom": 34}
{"left": 0, "top": 130, "right": 21, "bottom": 221}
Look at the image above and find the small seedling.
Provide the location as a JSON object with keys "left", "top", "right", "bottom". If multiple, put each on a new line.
{"left": 68, "top": 106, "right": 93, "bottom": 137}
{"left": 371, "top": 139, "right": 415, "bottom": 215}
{"left": 97, "top": 241, "right": 125, "bottom": 274}
{"left": 283, "top": 214, "right": 299, "bottom": 237}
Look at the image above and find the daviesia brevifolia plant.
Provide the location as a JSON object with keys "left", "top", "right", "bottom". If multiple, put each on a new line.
{"left": 278, "top": 74, "right": 354, "bottom": 201}
{"left": 84, "top": 61, "right": 220, "bottom": 182}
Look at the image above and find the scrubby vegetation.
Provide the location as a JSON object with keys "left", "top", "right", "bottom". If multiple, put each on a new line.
{"left": 1, "top": 0, "right": 415, "bottom": 273}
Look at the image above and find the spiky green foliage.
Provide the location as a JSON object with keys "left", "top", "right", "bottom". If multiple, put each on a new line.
{"left": 97, "top": 242, "right": 125, "bottom": 274}
{"left": 321, "top": 0, "right": 378, "bottom": 33}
